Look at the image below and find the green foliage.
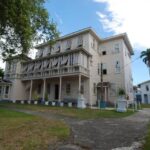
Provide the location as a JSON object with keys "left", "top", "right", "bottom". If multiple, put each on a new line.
{"left": 0, "top": 68, "right": 4, "bottom": 78}
{"left": 32, "top": 91, "right": 39, "bottom": 101}
{"left": 0, "top": 0, "right": 59, "bottom": 59}
{"left": 118, "top": 88, "right": 125, "bottom": 96}
{"left": 45, "top": 93, "right": 49, "bottom": 101}
{"left": 143, "top": 123, "right": 150, "bottom": 150}
{"left": 140, "top": 48, "right": 150, "bottom": 67}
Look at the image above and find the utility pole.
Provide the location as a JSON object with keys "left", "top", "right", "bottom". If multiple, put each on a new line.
{"left": 100, "top": 63, "right": 104, "bottom": 101}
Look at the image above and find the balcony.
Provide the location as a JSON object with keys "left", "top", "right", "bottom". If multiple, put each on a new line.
{"left": 21, "top": 65, "right": 89, "bottom": 80}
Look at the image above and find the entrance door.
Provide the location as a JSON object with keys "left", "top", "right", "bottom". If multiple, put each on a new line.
{"left": 144, "top": 94, "right": 148, "bottom": 104}
{"left": 55, "top": 84, "right": 59, "bottom": 100}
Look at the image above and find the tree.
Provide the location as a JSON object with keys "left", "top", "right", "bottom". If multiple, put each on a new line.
{"left": 0, "top": 68, "right": 4, "bottom": 78}
{"left": 140, "top": 48, "right": 150, "bottom": 74}
{"left": 0, "top": 0, "right": 59, "bottom": 59}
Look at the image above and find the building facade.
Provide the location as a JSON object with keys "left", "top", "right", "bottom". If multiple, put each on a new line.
{"left": 1, "top": 27, "right": 134, "bottom": 105}
{"left": 137, "top": 80, "right": 150, "bottom": 104}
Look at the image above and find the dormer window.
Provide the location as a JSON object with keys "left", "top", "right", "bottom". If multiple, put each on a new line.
{"left": 78, "top": 35, "right": 83, "bottom": 47}
{"left": 102, "top": 51, "right": 106, "bottom": 55}
{"left": 66, "top": 39, "right": 72, "bottom": 50}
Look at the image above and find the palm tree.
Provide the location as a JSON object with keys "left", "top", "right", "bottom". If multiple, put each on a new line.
{"left": 140, "top": 48, "right": 150, "bottom": 74}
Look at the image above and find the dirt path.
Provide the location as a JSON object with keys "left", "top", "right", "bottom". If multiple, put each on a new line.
{"left": 5, "top": 108, "right": 150, "bottom": 150}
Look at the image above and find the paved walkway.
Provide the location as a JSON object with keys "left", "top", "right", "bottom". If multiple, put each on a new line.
{"left": 6, "top": 108, "right": 150, "bottom": 150}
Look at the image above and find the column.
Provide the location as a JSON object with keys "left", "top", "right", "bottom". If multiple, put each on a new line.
{"left": 104, "top": 87, "right": 107, "bottom": 101}
{"left": 29, "top": 80, "right": 33, "bottom": 100}
{"left": 42, "top": 79, "right": 46, "bottom": 101}
{"left": 59, "top": 77, "right": 62, "bottom": 101}
{"left": 78, "top": 74, "right": 81, "bottom": 95}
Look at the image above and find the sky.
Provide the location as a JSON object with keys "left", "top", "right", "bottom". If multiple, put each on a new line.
{"left": 0, "top": 0, "right": 149, "bottom": 85}
{"left": 44, "top": 0, "right": 150, "bottom": 85}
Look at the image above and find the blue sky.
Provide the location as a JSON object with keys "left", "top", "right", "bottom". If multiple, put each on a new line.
{"left": 0, "top": 0, "right": 148, "bottom": 85}
{"left": 45, "top": 0, "right": 149, "bottom": 85}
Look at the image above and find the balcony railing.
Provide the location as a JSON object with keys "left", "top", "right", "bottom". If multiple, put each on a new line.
{"left": 21, "top": 65, "right": 89, "bottom": 80}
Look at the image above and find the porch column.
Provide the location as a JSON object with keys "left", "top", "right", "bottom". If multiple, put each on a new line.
{"left": 29, "top": 80, "right": 33, "bottom": 100}
{"left": 104, "top": 87, "right": 107, "bottom": 101}
{"left": 42, "top": 79, "right": 46, "bottom": 101}
{"left": 78, "top": 74, "right": 81, "bottom": 95}
{"left": 59, "top": 77, "right": 62, "bottom": 101}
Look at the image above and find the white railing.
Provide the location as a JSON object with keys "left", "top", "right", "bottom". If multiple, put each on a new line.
{"left": 21, "top": 65, "right": 89, "bottom": 80}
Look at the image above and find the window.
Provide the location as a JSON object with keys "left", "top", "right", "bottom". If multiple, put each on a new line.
{"left": 146, "top": 85, "right": 149, "bottom": 91}
{"left": 93, "top": 83, "right": 96, "bottom": 94}
{"left": 102, "top": 51, "right": 106, "bottom": 55}
{"left": 78, "top": 35, "right": 83, "bottom": 47}
{"left": 66, "top": 39, "right": 72, "bottom": 50}
{"left": 66, "top": 84, "right": 71, "bottom": 94}
{"left": 91, "top": 38, "right": 96, "bottom": 49}
{"left": 103, "top": 69, "right": 107, "bottom": 75}
{"left": 102, "top": 63, "right": 107, "bottom": 75}
{"left": 115, "top": 61, "right": 121, "bottom": 73}
{"left": 56, "top": 43, "right": 61, "bottom": 53}
{"left": 5, "top": 86, "right": 9, "bottom": 94}
{"left": 114, "top": 43, "right": 120, "bottom": 53}
{"left": 98, "top": 63, "right": 107, "bottom": 75}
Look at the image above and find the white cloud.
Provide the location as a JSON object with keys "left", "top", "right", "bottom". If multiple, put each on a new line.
{"left": 94, "top": 0, "right": 150, "bottom": 50}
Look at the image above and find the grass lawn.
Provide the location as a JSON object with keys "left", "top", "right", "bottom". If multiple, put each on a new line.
{"left": 0, "top": 102, "right": 135, "bottom": 119}
{"left": 143, "top": 123, "right": 150, "bottom": 150}
{"left": 142, "top": 104, "right": 150, "bottom": 108}
{"left": 0, "top": 108, "right": 70, "bottom": 150}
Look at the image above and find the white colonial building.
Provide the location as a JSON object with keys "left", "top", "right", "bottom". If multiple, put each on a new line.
{"left": 137, "top": 80, "right": 150, "bottom": 104}
{"left": 0, "top": 27, "right": 134, "bottom": 106}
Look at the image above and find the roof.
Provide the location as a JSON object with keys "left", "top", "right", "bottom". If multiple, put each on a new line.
{"left": 4, "top": 54, "right": 32, "bottom": 61}
{"left": 101, "top": 33, "right": 134, "bottom": 55}
{"left": 138, "top": 80, "right": 150, "bottom": 86}
{"left": 23, "top": 47, "right": 92, "bottom": 64}
{"left": 35, "top": 27, "right": 101, "bottom": 49}
{"left": 35, "top": 27, "right": 133, "bottom": 55}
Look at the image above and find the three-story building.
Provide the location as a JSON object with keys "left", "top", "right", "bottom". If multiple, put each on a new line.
{"left": 1, "top": 27, "right": 134, "bottom": 105}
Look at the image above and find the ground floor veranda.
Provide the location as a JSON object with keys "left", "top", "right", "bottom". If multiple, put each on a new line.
{"left": 1, "top": 75, "right": 119, "bottom": 106}
{"left": 22, "top": 75, "right": 91, "bottom": 104}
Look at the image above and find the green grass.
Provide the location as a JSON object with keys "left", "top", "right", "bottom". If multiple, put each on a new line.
{"left": 143, "top": 123, "right": 150, "bottom": 150}
{"left": 0, "top": 102, "right": 135, "bottom": 119}
{"left": 142, "top": 104, "right": 150, "bottom": 108}
{"left": 0, "top": 108, "right": 70, "bottom": 150}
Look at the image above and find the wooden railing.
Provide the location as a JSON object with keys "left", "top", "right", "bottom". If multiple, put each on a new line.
{"left": 20, "top": 65, "right": 89, "bottom": 80}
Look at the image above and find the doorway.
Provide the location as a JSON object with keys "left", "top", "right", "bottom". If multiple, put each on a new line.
{"left": 55, "top": 84, "right": 59, "bottom": 100}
